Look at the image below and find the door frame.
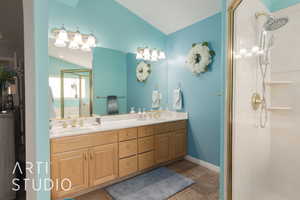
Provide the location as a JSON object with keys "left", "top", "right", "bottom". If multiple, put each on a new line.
{"left": 226, "top": 0, "right": 243, "bottom": 200}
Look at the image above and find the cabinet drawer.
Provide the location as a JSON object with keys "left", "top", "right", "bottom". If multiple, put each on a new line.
{"left": 155, "top": 122, "right": 174, "bottom": 134}
{"left": 119, "top": 140, "right": 137, "bottom": 158}
{"left": 138, "top": 151, "right": 154, "bottom": 171}
{"left": 174, "top": 120, "right": 187, "bottom": 130}
{"left": 51, "top": 135, "right": 91, "bottom": 154}
{"left": 138, "top": 136, "right": 154, "bottom": 153}
{"left": 138, "top": 126, "right": 155, "bottom": 138}
{"left": 119, "top": 128, "right": 137, "bottom": 142}
{"left": 92, "top": 131, "right": 118, "bottom": 146}
{"left": 119, "top": 156, "right": 137, "bottom": 177}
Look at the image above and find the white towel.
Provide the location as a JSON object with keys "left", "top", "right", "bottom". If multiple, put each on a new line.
{"left": 152, "top": 90, "right": 161, "bottom": 109}
{"left": 49, "top": 86, "right": 56, "bottom": 119}
{"left": 173, "top": 88, "right": 182, "bottom": 110}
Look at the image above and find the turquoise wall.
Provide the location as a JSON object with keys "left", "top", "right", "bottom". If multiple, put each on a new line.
{"left": 127, "top": 53, "right": 168, "bottom": 111}
{"left": 49, "top": 0, "right": 167, "bottom": 54}
{"left": 166, "top": 13, "right": 222, "bottom": 166}
{"left": 262, "top": 0, "right": 300, "bottom": 11}
{"left": 93, "top": 47, "right": 127, "bottom": 115}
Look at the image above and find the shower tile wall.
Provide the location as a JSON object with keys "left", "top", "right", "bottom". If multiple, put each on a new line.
{"left": 270, "top": 3, "right": 300, "bottom": 199}
{"left": 232, "top": 0, "right": 272, "bottom": 199}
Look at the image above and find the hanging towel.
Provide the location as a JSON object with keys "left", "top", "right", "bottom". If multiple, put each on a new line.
{"left": 152, "top": 90, "right": 161, "bottom": 109}
{"left": 107, "top": 96, "right": 119, "bottom": 115}
{"left": 173, "top": 88, "right": 182, "bottom": 110}
{"left": 49, "top": 86, "right": 56, "bottom": 119}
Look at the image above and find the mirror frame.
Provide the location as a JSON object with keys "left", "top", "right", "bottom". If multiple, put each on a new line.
{"left": 60, "top": 69, "right": 93, "bottom": 118}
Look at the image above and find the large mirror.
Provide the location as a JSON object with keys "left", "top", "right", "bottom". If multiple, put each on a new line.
{"left": 48, "top": 39, "right": 167, "bottom": 119}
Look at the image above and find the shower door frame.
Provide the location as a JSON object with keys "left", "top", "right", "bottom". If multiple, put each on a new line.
{"left": 226, "top": 0, "right": 243, "bottom": 200}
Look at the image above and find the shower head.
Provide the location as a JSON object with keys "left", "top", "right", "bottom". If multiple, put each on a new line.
{"left": 255, "top": 12, "right": 289, "bottom": 31}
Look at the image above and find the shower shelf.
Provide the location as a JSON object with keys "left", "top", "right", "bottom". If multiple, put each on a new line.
{"left": 267, "top": 106, "right": 292, "bottom": 111}
{"left": 265, "top": 81, "right": 293, "bottom": 85}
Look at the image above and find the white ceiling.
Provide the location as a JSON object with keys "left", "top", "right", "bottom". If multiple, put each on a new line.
{"left": 48, "top": 39, "right": 92, "bottom": 69}
{"left": 116, "top": 0, "right": 221, "bottom": 35}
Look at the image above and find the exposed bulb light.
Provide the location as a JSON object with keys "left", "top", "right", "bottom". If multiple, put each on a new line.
{"left": 69, "top": 40, "right": 79, "bottom": 50}
{"left": 54, "top": 39, "right": 67, "bottom": 47}
{"left": 239, "top": 48, "right": 247, "bottom": 55}
{"left": 252, "top": 46, "right": 259, "bottom": 53}
{"left": 143, "top": 47, "right": 151, "bottom": 61}
{"left": 158, "top": 51, "right": 166, "bottom": 60}
{"left": 151, "top": 49, "right": 158, "bottom": 61}
{"left": 136, "top": 49, "right": 143, "bottom": 60}
{"left": 73, "top": 30, "right": 83, "bottom": 45}
{"left": 57, "top": 26, "right": 69, "bottom": 42}
{"left": 87, "top": 34, "right": 96, "bottom": 48}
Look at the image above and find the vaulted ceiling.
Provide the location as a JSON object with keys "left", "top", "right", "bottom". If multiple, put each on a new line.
{"left": 115, "top": 0, "right": 221, "bottom": 34}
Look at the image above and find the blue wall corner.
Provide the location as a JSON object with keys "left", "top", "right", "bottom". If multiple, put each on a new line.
{"left": 166, "top": 13, "right": 222, "bottom": 166}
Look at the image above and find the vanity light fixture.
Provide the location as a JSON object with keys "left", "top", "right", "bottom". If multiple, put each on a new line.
{"left": 52, "top": 25, "right": 97, "bottom": 51}
{"left": 87, "top": 34, "right": 96, "bottom": 48}
{"left": 136, "top": 47, "right": 166, "bottom": 61}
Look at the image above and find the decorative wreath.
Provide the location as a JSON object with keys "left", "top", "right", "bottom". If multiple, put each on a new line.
{"left": 136, "top": 61, "right": 151, "bottom": 82}
{"left": 186, "top": 42, "right": 215, "bottom": 75}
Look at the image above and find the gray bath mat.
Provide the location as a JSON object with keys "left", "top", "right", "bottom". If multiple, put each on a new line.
{"left": 105, "top": 167, "right": 194, "bottom": 200}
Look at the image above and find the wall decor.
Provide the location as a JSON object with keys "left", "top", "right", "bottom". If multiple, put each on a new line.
{"left": 136, "top": 61, "right": 151, "bottom": 82}
{"left": 186, "top": 42, "right": 215, "bottom": 75}
{"left": 136, "top": 47, "right": 166, "bottom": 62}
{"left": 52, "top": 25, "right": 97, "bottom": 52}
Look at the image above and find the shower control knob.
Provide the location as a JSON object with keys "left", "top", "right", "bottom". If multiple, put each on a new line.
{"left": 251, "top": 93, "right": 262, "bottom": 111}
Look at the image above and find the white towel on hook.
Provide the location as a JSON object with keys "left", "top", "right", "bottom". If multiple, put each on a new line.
{"left": 173, "top": 88, "right": 182, "bottom": 110}
{"left": 152, "top": 90, "right": 161, "bottom": 109}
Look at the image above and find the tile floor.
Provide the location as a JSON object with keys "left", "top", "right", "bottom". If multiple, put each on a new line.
{"left": 76, "top": 160, "right": 219, "bottom": 200}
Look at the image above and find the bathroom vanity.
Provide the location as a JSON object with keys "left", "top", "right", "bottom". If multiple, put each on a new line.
{"left": 50, "top": 113, "right": 188, "bottom": 199}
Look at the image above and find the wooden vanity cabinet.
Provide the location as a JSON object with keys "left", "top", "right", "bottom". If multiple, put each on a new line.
{"left": 50, "top": 120, "right": 187, "bottom": 200}
{"left": 155, "top": 133, "right": 171, "bottom": 164}
{"left": 51, "top": 149, "right": 89, "bottom": 199}
{"left": 89, "top": 143, "right": 118, "bottom": 186}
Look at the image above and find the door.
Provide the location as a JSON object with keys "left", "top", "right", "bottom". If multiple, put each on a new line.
{"left": 89, "top": 144, "right": 118, "bottom": 186}
{"left": 51, "top": 149, "right": 89, "bottom": 198}
{"left": 155, "top": 133, "right": 170, "bottom": 164}
{"left": 173, "top": 130, "right": 187, "bottom": 158}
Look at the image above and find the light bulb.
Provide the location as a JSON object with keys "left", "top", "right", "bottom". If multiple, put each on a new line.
{"left": 81, "top": 42, "right": 91, "bottom": 52}
{"left": 57, "top": 27, "right": 69, "bottom": 42}
{"left": 143, "top": 48, "right": 151, "bottom": 60}
{"left": 239, "top": 48, "right": 247, "bottom": 55}
{"left": 87, "top": 34, "right": 96, "bottom": 47}
{"left": 151, "top": 49, "right": 158, "bottom": 61}
{"left": 136, "top": 52, "right": 143, "bottom": 60}
{"left": 158, "top": 51, "right": 166, "bottom": 59}
{"left": 54, "top": 38, "right": 66, "bottom": 47}
{"left": 69, "top": 40, "right": 79, "bottom": 50}
{"left": 73, "top": 31, "right": 83, "bottom": 45}
{"left": 252, "top": 46, "right": 259, "bottom": 53}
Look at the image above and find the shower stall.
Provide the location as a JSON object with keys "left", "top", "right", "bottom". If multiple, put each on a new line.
{"left": 227, "top": 0, "right": 300, "bottom": 199}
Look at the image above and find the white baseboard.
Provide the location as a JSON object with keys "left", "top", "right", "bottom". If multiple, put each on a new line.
{"left": 184, "top": 155, "right": 220, "bottom": 173}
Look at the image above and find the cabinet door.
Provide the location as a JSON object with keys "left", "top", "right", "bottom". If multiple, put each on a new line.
{"left": 51, "top": 149, "right": 89, "bottom": 199}
{"left": 155, "top": 133, "right": 170, "bottom": 164}
{"left": 89, "top": 143, "right": 118, "bottom": 186}
{"left": 174, "top": 130, "right": 187, "bottom": 158}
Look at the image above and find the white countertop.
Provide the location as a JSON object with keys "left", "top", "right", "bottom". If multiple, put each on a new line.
{"left": 50, "top": 112, "right": 188, "bottom": 139}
